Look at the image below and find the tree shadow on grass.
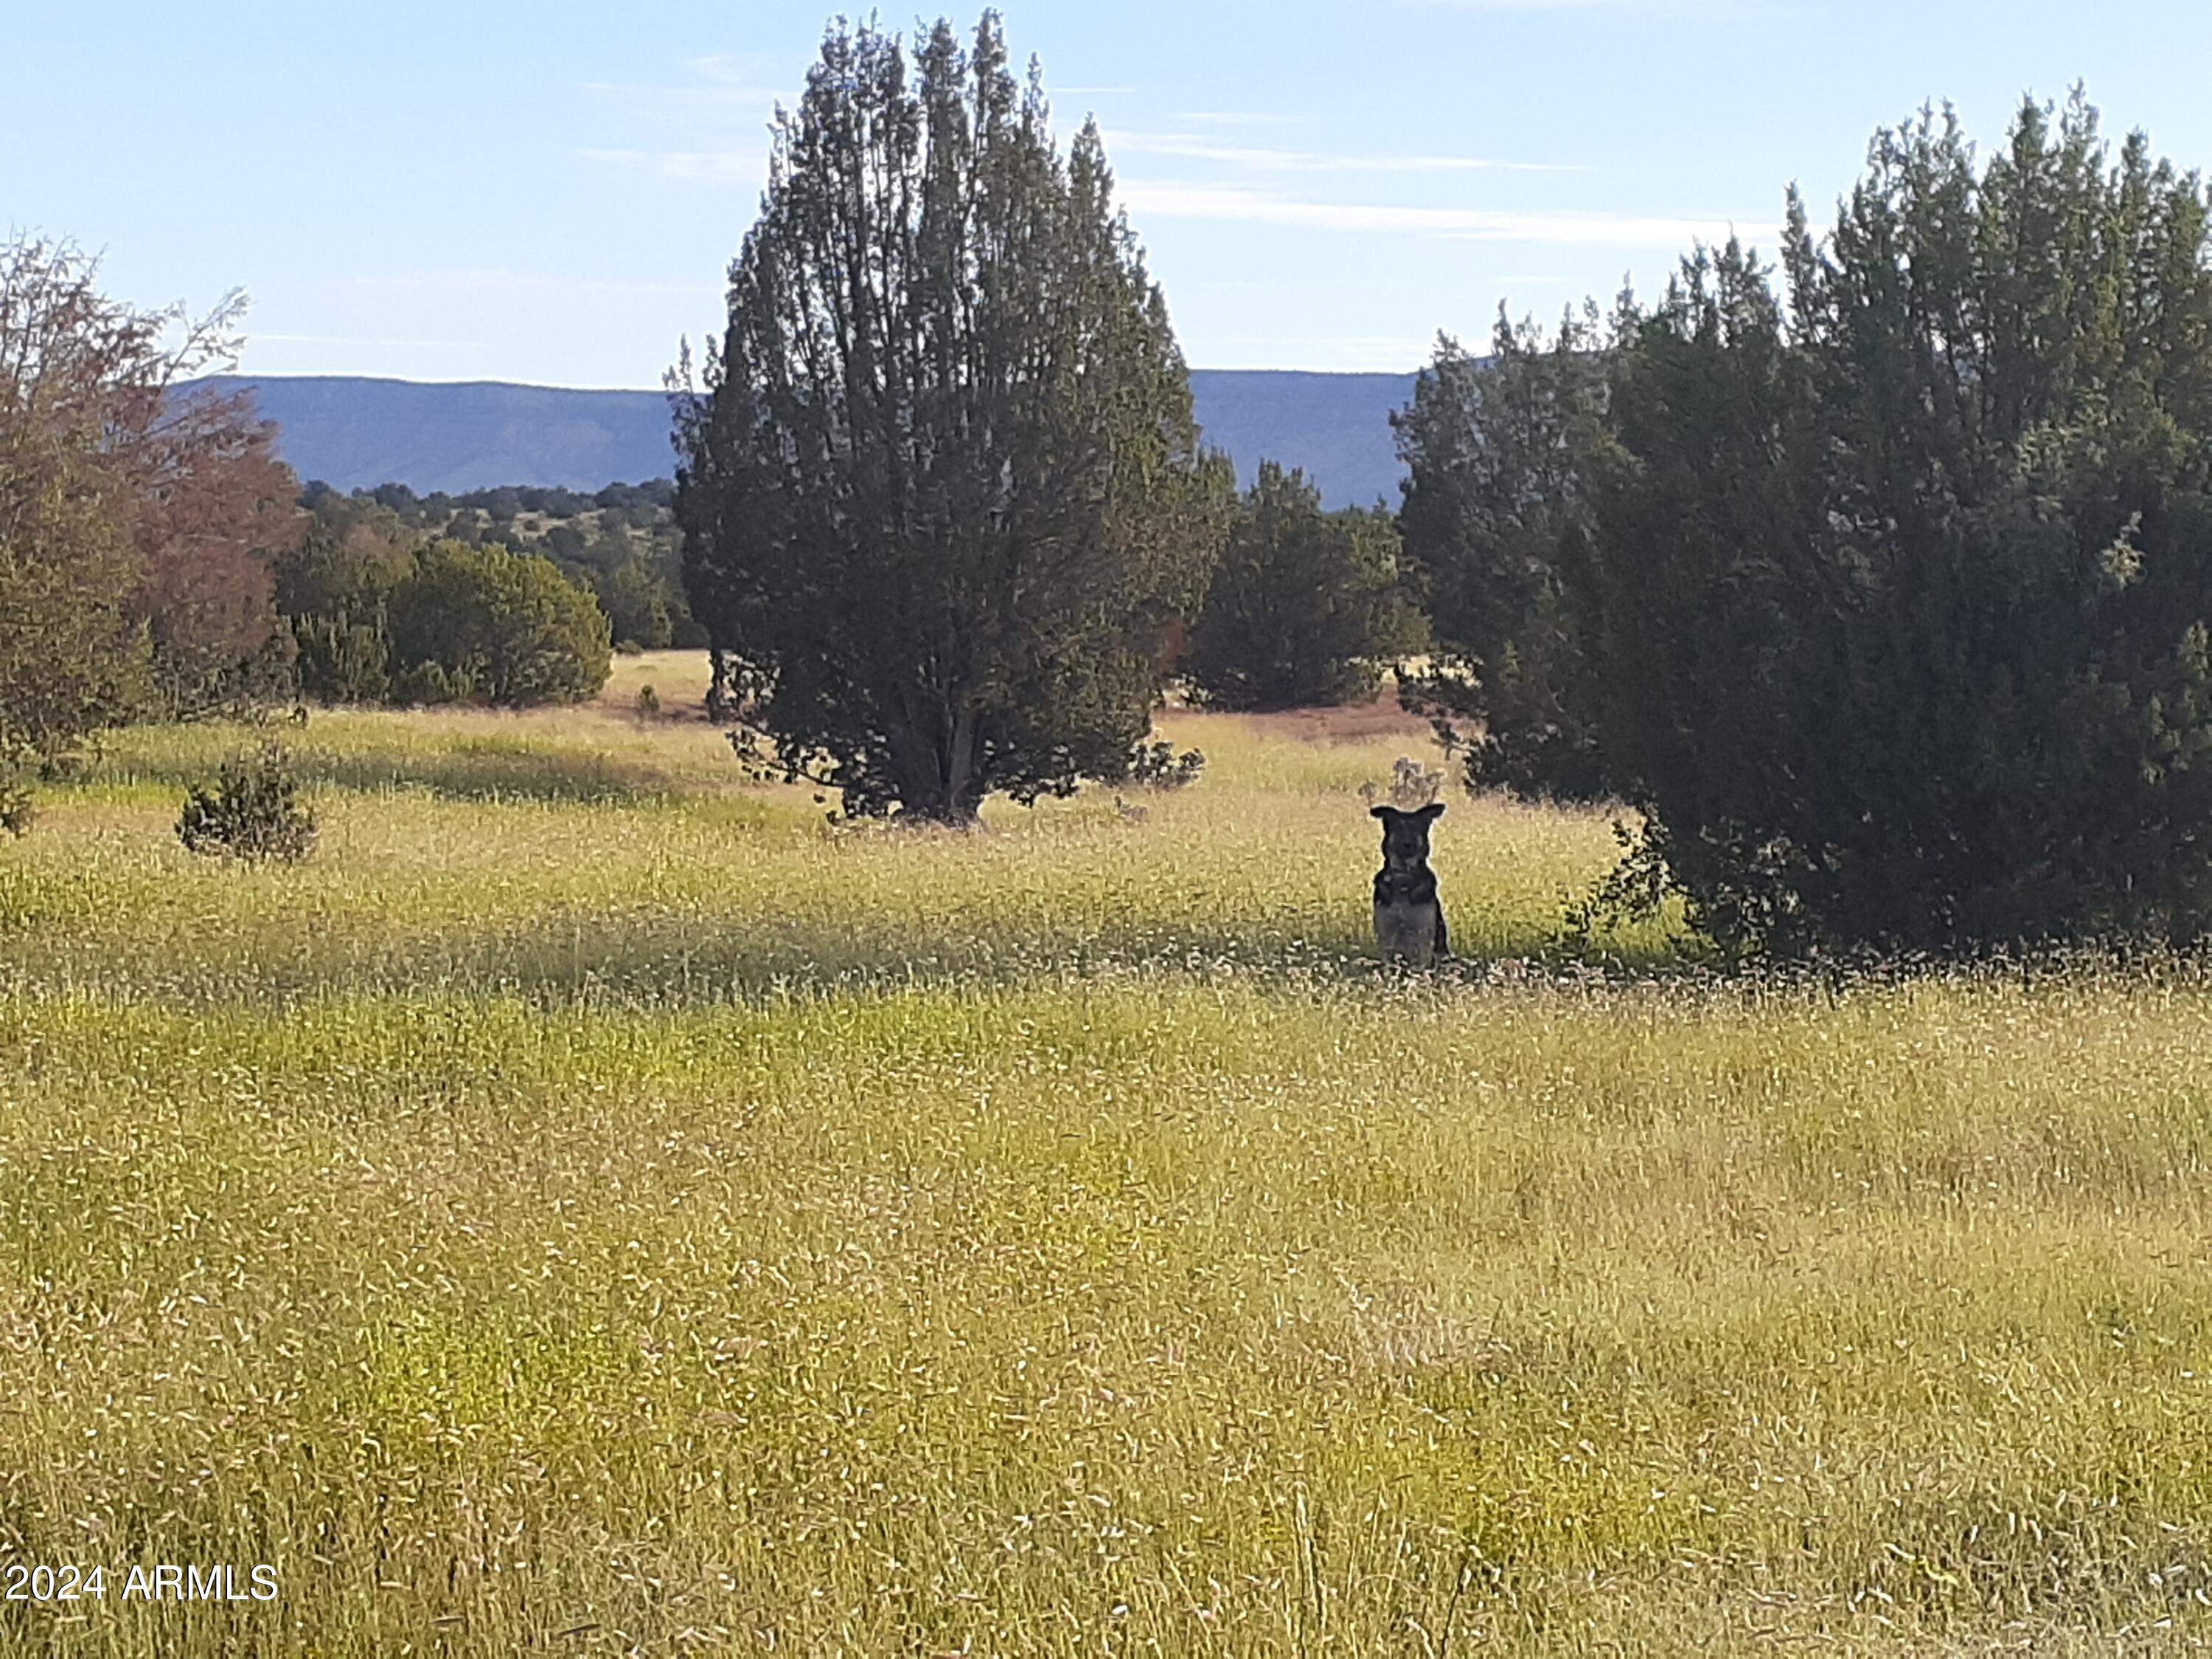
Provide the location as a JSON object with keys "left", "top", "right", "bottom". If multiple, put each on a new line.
{"left": 97, "top": 737, "right": 693, "bottom": 806}
{"left": 162, "top": 902, "right": 1704, "bottom": 1009}
{"left": 303, "top": 745, "right": 685, "bottom": 804}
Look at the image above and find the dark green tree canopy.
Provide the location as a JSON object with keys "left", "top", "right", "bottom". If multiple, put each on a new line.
{"left": 675, "top": 12, "right": 1231, "bottom": 821}
{"left": 1607, "top": 97, "right": 2212, "bottom": 953}
{"left": 384, "top": 540, "right": 611, "bottom": 708}
{"left": 1404, "top": 93, "right": 2212, "bottom": 955}
{"left": 1394, "top": 306, "right": 1613, "bottom": 801}
{"left": 1183, "top": 461, "right": 1422, "bottom": 712}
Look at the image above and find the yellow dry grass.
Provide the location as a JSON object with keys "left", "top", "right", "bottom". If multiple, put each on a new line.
{"left": 3, "top": 658, "right": 2209, "bottom": 1653}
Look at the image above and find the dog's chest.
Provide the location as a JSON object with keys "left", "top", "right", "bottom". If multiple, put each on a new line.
{"left": 1373, "top": 867, "right": 1440, "bottom": 964}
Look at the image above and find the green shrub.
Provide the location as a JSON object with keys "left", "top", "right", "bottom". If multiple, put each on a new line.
{"left": 385, "top": 540, "right": 611, "bottom": 708}
{"left": 1125, "top": 740, "right": 1205, "bottom": 790}
{"left": 1183, "top": 462, "right": 1422, "bottom": 712}
{"left": 176, "top": 744, "right": 317, "bottom": 863}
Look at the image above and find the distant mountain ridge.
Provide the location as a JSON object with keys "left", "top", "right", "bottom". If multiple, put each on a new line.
{"left": 195, "top": 369, "right": 1419, "bottom": 509}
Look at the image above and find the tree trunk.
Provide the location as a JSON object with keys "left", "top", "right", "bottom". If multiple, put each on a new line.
{"left": 887, "top": 698, "right": 984, "bottom": 824}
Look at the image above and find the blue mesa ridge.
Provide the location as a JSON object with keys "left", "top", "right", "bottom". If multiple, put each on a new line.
{"left": 191, "top": 371, "right": 1418, "bottom": 509}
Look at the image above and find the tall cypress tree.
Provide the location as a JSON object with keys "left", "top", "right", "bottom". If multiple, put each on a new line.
{"left": 675, "top": 13, "right": 1231, "bottom": 822}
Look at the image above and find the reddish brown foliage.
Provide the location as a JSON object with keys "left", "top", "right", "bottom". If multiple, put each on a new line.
{"left": 0, "top": 234, "right": 302, "bottom": 784}
{"left": 131, "top": 385, "right": 303, "bottom": 716}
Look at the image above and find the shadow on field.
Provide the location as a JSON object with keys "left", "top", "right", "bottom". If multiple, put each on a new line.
{"left": 105, "top": 738, "right": 689, "bottom": 806}
{"left": 302, "top": 744, "right": 684, "bottom": 804}
{"left": 369, "top": 905, "right": 1692, "bottom": 1006}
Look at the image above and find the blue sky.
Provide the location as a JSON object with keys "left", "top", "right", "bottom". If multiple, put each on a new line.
{"left": 9, "top": 1, "right": 2211, "bottom": 386}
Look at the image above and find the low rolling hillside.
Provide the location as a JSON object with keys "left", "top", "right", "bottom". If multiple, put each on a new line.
{"left": 195, "top": 369, "right": 1421, "bottom": 507}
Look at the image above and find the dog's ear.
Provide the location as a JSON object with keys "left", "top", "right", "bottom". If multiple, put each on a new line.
{"left": 1416, "top": 802, "right": 1446, "bottom": 822}
{"left": 1369, "top": 804, "right": 1399, "bottom": 821}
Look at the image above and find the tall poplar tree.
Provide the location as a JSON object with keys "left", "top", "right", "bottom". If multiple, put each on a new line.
{"left": 674, "top": 13, "right": 1231, "bottom": 821}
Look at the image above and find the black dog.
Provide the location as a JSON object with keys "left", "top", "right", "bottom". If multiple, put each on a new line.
{"left": 1371, "top": 802, "right": 1447, "bottom": 965}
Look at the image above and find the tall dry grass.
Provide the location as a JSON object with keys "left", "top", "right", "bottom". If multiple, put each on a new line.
{"left": 2, "top": 664, "right": 2208, "bottom": 1653}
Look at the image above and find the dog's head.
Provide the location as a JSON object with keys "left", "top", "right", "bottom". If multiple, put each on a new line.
{"left": 1371, "top": 801, "right": 1444, "bottom": 870}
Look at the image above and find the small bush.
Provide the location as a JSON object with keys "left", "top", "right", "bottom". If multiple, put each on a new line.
{"left": 384, "top": 539, "right": 612, "bottom": 707}
{"left": 1127, "top": 740, "right": 1205, "bottom": 790}
{"left": 176, "top": 744, "right": 317, "bottom": 863}
{"left": 1183, "top": 462, "right": 1423, "bottom": 712}
{"left": 1358, "top": 754, "right": 1447, "bottom": 811}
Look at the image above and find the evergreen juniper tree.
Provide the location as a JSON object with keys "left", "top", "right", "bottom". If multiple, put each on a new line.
{"left": 1586, "top": 96, "right": 2212, "bottom": 953}
{"left": 1183, "top": 462, "right": 1421, "bottom": 712}
{"left": 673, "top": 13, "right": 1231, "bottom": 822}
{"left": 1394, "top": 307, "right": 1615, "bottom": 802}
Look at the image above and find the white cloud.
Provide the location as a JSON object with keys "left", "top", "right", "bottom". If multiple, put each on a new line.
{"left": 656, "top": 151, "right": 765, "bottom": 184}
{"left": 350, "top": 268, "right": 720, "bottom": 299}
{"left": 1177, "top": 111, "right": 1305, "bottom": 128}
{"left": 579, "top": 78, "right": 777, "bottom": 118}
{"left": 581, "top": 147, "right": 766, "bottom": 186}
{"left": 1104, "top": 128, "right": 1576, "bottom": 173}
{"left": 1121, "top": 180, "right": 1775, "bottom": 246}
{"left": 683, "top": 52, "right": 778, "bottom": 84}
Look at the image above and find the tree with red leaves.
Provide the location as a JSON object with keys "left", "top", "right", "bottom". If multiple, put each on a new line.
{"left": 131, "top": 383, "right": 302, "bottom": 719}
{"left": 0, "top": 234, "right": 296, "bottom": 827}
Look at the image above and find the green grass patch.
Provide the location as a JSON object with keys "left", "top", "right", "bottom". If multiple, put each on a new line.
{"left": 1, "top": 697, "right": 2205, "bottom": 1652}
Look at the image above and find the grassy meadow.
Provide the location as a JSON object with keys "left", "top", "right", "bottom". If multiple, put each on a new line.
{"left": 5, "top": 651, "right": 2212, "bottom": 1653}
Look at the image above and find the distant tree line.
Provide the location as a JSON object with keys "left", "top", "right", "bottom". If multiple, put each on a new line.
{"left": 279, "top": 493, "right": 611, "bottom": 707}
{"left": 0, "top": 234, "right": 625, "bottom": 827}
{"left": 313, "top": 478, "right": 703, "bottom": 653}
{"left": 1182, "top": 462, "right": 1424, "bottom": 713}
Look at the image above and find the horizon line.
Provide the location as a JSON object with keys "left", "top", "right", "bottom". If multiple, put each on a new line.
{"left": 202, "top": 364, "right": 1435, "bottom": 393}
